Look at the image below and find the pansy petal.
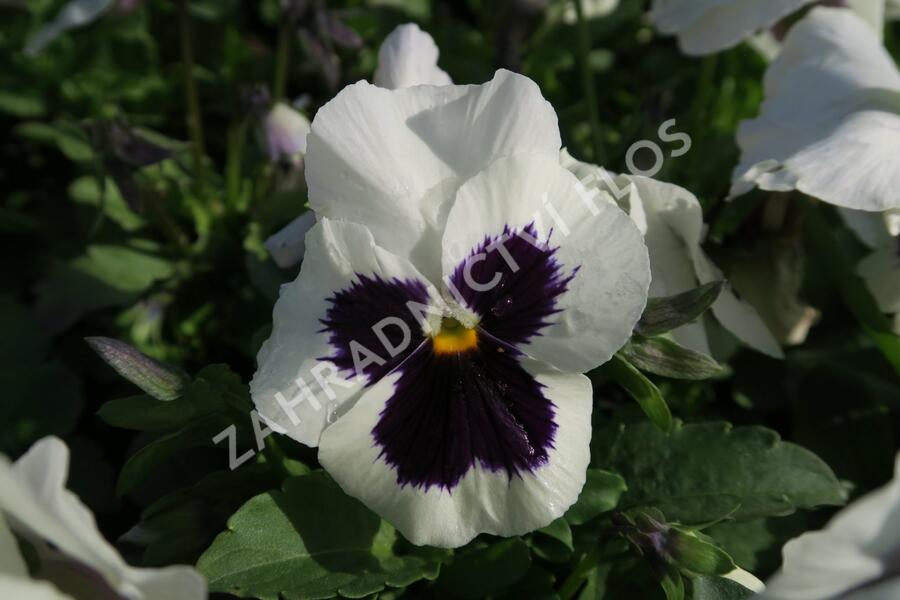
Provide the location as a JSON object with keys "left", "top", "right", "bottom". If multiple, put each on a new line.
{"left": 373, "top": 23, "right": 452, "bottom": 89}
{"left": 762, "top": 454, "right": 900, "bottom": 599}
{"left": 305, "top": 70, "right": 561, "bottom": 277}
{"left": 0, "top": 514, "right": 27, "bottom": 577}
{"left": 649, "top": 0, "right": 814, "bottom": 56}
{"left": 620, "top": 175, "right": 783, "bottom": 358}
{"left": 318, "top": 350, "right": 591, "bottom": 548}
{"left": 731, "top": 7, "right": 900, "bottom": 212}
{"left": 264, "top": 211, "right": 317, "bottom": 269}
{"left": 440, "top": 154, "right": 649, "bottom": 374}
{"left": 839, "top": 208, "right": 897, "bottom": 249}
{"left": 0, "top": 437, "right": 206, "bottom": 600}
{"left": 251, "top": 218, "right": 440, "bottom": 447}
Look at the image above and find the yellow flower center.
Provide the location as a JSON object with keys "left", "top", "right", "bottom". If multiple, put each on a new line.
{"left": 431, "top": 317, "right": 478, "bottom": 355}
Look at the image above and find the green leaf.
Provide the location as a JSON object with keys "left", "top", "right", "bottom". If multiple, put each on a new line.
{"left": 592, "top": 421, "right": 846, "bottom": 523}
{"left": 661, "top": 567, "right": 685, "bottom": 600}
{"left": 805, "top": 204, "right": 900, "bottom": 376}
{"left": 621, "top": 336, "right": 725, "bottom": 381}
{"left": 565, "top": 469, "right": 627, "bottom": 525}
{"left": 692, "top": 576, "right": 754, "bottom": 600}
{"left": 86, "top": 337, "right": 188, "bottom": 401}
{"left": 197, "top": 473, "right": 448, "bottom": 600}
{"left": 435, "top": 538, "right": 531, "bottom": 599}
{"left": 637, "top": 282, "right": 725, "bottom": 337}
{"left": 70, "top": 176, "right": 146, "bottom": 232}
{"left": 532, "top": 518, "right": 574, "bottom": 563}
{"left": 600, "top": 355, "right": 673, "bottom": 431}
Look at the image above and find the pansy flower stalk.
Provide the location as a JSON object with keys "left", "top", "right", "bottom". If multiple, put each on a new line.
{"left": 251, "top": 70, "right": 651, "bottom": 547}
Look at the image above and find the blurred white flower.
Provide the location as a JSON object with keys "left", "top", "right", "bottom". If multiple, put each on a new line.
{"left": 24, "top": 0, "right": 142, "bottom": 57}
{"left": 261, "top": 102, "right": 311, "bottom": 167}
{"left": 562, "top": 150, "right": 783, "bottom": 358}
{"left": 761, "top": 453, "right": 900, "bottom": 599}
{"left": 563, "top": 0, "right": 619, "bottom": 24}
{"left": 0, "top": 437, "right": 206, "bottom": 600}
{"left": 731, "top": 7, "right": 900, "bottom": 212}
{"left": 840, "top": 208, "right": 900, "bottom": 334}
{"left": 648, "top": 0, "right": 815, "bottom": 56}
{"left": 725, "top": 567, "right": 766, "bottom": 593}
{"left": 373, "top": 23, "right": 452, "bottom": 89}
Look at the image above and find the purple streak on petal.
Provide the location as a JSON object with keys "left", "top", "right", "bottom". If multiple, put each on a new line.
{"left": 450, "top": 223, "right": 578, "bottom": 348}
{"left": 320, "top": 274, "right": 431, "bottom": 384}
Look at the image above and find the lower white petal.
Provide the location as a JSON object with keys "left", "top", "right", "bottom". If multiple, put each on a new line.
{"left": 264, "top": 211, "right": 317, "bottom": 269}
{"left": 318, "top": 356, "right": 591, "bottom": 548}
{"left": 0, "top": 514, "right": 27, "bottom": 577}
{"left": 0, "top": 575, "right": 73, "bottom": 600}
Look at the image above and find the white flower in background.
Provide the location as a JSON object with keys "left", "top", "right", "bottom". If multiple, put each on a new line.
{"left": 725, "top": 567, "right": 766, "bottom": 593}
{"left": 266, "top": 23, "right": 451, "bottom": 270}
{"left": 24, "top": 0, "right": 141, "bottom": 57}
{"left": 563, "top": 0, "right": 619, "bottom": 24}
{"left": 252, "top": 70, "right": 651, "bottom": 547}
{"left": 261, "top": 102, "right": 311, "bottom": 167}
{"left": 761, "top": 453, "right": 900, "bottom": 599}
{"left": 562, "top": 150, "right": 783, "bottom": 358}
{"left": 648, "top": 0, "right": 816, "bottom": 56}
{"left": 731, "top": 8, "right": 900, "bottom": 213}
{"left": 373, "top": 23, "right": 452, "bottom": 89}
{"left": 0, "top": 437, "right": 206, "bottom": 600}
{"left": 840, "top": 208, "right": 900, "bottom": 334}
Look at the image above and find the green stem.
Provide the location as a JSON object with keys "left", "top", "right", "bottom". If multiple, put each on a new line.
{"left": 176, "top": 0, "right": 207, "bottom": 195}
{"left": 226, "top": 120, "right": 247, "bottom": 210}
{"left": 805, "top": 202, "right": 900, "bottom": 377}
{"left": 573, "top": 0, "right": 605, "bottom": 164}
{"left": 272, "top": 20, "right": 291, "bottom": 100}
{"left": 558, "top": 546, "right": 602, "bottom": 599}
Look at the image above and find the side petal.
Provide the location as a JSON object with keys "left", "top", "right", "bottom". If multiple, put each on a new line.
{"left": 731, "top": 7, "right": 900, "bottom": 211}
{"left": 305, "top": 70, "right": 561, "bottom": 277}
{"left": 318, "top": 351, "right": 592, "bottom": 548}
{"left": 625, "top": 176, "right": 783, "bottom": 358}
{"left": 251, "top": 218, "right": 440, "bottom": 446}
{"left": 649, "top": 0, "right": 814, "bottom": 56}
{"left": 441, "top": 154, "right": 650, "bottom": 374}
{"left": 373, "top": 23, "right": 452, "bottom": 89}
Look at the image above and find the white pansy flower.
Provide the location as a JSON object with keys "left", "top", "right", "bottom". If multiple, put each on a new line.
{"left": 648, "top": 0, "right": 816, "bottom": 56}
{"left": 840, "top": 208, "right": 900, "bottom": 334}
{"left": 562, "top": 150, "right": 782, "bottom": 358}
{"left": 761, "top": 453, "right": 900, "bottom": 599}
{"left": 373, "top": 23, "right": 452, "bottom": 89}
{"left": 725, "top": 567, "right": 766, "bottom": 593}
{"left": 731, "top": 7, "right": 900, "bottom": 213}
{"left": 0, "top": 437, "right": 206, "bottom": 600}
{"left": 251, "top": 70, "right": 651, "bottom": 547}
{"left": 266, "top": 23, "right": 452, "bottom": 269}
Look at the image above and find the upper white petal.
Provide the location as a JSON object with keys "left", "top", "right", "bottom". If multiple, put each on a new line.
{"left": 762, "top": 453, "right": 900, "bottom": 599}
{"left": 251, "top": 218, "right": 441, "bottom": 447}
{"left": 305, "top": 69, "right": 561, "bottom": 279}
{"left": 441, "top": 154, "right": 650, "bottom": 373}
{"left": 373, "top": 23, "right": 452, "bottom": 89}
{"left": 0, "top": 437, "right": 206, "bottom": 600}
{"left": 649, "top": 0, "right": 814, "bottom": 56}
{"left": 318, "top": 359, "right": 592, "bottom": 548}
{"left": 731, "top": 7, "right": 900, "bottom": 212}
